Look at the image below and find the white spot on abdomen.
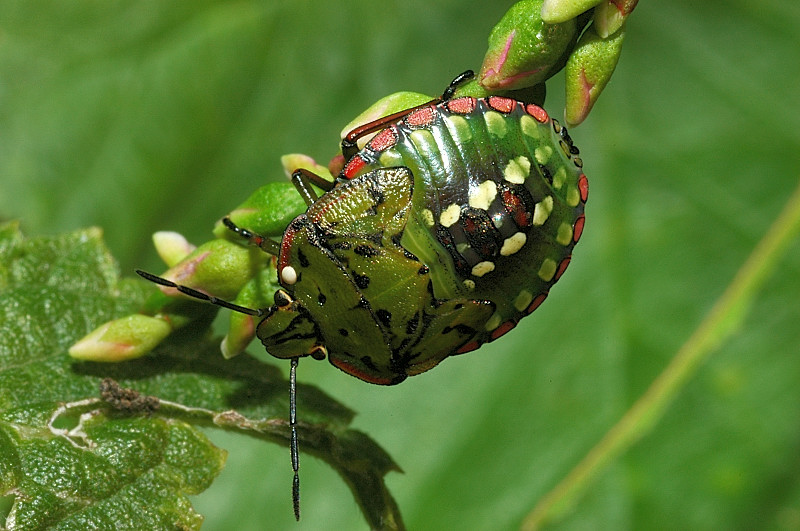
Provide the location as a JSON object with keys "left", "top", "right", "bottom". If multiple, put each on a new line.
{"left": 500, "top": 232, "right": 527, "bottom": 256}
{"left": 469, "top": 180, "right": 498, "bottom": 210}
{"left": 471, "top": 261, "right": 496, "bottom": 277}
{"left": 440, "top": 204, "right": 461, "bottom": 227}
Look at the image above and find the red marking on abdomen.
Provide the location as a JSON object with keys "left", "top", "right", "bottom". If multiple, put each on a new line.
{"left": 487, "top": 96, "right": 516, "bottom": 113}
{"left": 368, "top": 127, "right": 398, "bottom": 152}
{"left": 405, "top": 105, "right": 437, "bottom": 127}
{"left": 554, "top": 256, "right": 571, "bottom": 281}
{"left": 455, "top": 340, "right": 481, "bottom": 354}
{"left": 525, "top": 292, "right": 548, "bottom": 315}
{"left": 578, "top": 174, "right": 589, "bottom": 202}
{"left": 526, "top": 104, "right": 549, "bottom": 123}
{"left": 573, "top": 214, "right": 585, "bottom": 243}
{"left": 490, "top": 320, "right": 517, "bottom": 341}
{"left": 330, "top": 357, "right": 396, "bottom": 385}
{"left": 502, "top": 189, "right": 532, "bottom": 229}
{"left": 446, "top": 96, "right": 476, "bottom": 114}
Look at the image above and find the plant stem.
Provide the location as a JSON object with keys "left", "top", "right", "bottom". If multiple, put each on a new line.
{"left": 521, "top": 178, "right": 800, "bottom": 530}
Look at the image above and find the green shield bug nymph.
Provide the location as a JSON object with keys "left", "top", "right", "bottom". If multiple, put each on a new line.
{"left": 137, "top": 71, "right": 588, "bottom": 519}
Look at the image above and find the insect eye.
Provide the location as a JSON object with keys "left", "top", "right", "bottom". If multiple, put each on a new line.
{"left": 274, "top": 290, "right": 293, "bottom": 308}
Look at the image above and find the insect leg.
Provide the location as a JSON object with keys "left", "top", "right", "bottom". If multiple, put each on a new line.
{"left": 440, "top": 70, "right": 474, "bottom": 100}
{"left": 292, "top": 167, "right": 334, "bottom": 194}
{"left": 290, "top": 169, "right": 325, "bottom": 207}
{"left": 221, "top": 217, "right": 281, "bottom": 256}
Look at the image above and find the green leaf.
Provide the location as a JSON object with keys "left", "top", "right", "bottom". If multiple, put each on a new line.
{"left": 0, "top": 224, "right": 402, "bottom": 529}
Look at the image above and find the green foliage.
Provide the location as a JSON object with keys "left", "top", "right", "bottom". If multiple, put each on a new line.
{"left": 1, "top": 1, "right": 799, "bottom": 530}
{"left": 0, "top": 225, "right": 401, "bottom": 529}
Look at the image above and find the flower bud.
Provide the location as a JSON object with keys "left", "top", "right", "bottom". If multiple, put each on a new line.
{"left": 152, "top": 231, "right": 196, "bottom": 267}
{"left": 281, "top": 153, "right": 333, "bottom": 182}
{"left": 221, "top": 310, "right": 257, "bottom": 359}
{"left": 541, "top": 0, "right": 604, "bottom": 23}
{"left": 565, "top": 23, "right": 625, "bottom": 126}
{"left": 159, "top": 238, "right": 267, "bottom": 301}
{"left": 594, "top": 0, "right": 638, "bottom": 38}
{"left": 480, "top": 0, "right": 577, "bottom": 91}
{"left": 69, "top": 314, "right": 172, "bottom": 362}
{"left": 220, "top": 266, "right": 279, "bottom": 358}
{"left": 212, "top": 182, "right": 307, "bottom": 240}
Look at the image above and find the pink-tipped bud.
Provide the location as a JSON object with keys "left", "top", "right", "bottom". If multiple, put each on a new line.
{"left": 152, "top": 231, "right": 196, "bottom": 268}
{"left": 593, "top": 0, "right": 638, "bottom": 38}
{"left": 159, "top": 239, "right": 266, "bottom": 301}
{"left": 564, "top": 23, "right": 625, "bottom": 126}
{"left": 69, "top": 315, "right": 172, "bottom": 362}
{"left": 480, "top": 0, "right": 577, "bottom": 91}
{"left": 541, "top": 0, "right": 604, "bottom": 23}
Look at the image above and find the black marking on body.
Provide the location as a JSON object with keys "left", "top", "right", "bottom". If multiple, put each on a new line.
{"left": 317, "top": 292, "right": 327, "bottom": 306}
{"left": 331, "top": 240, "right": 353, "bottom": 251}
{"left": 367, "top": 182, "right": 385, "bottom": 206}
{"left": 352, "top": 271, "right": 370, "bottom": 290}
{"left": 297, "top": 248, "right": 310, "bottom": 268}
{"left": 539, "top": 164, "right": 553, "bottom": 186}
{"left": 354, "top": 244, "right": 381, "bottom": 258}
{"left": 405, "top": 313, "right": 420, "bottom": 335}
{"left": 435, "top": 223, "right": 471, "bottom": 278}
{"left": 338, "top": 328, "right": 349, "bottom": 336}
{"left": 274, "top": 290, "right": 292, "bottom": 307}
{"left": 441, "top": 323, "right": 478, "bottom": 336}
{"left": 267, "top": 313, "right": 321, "bottom": 345}
{"left": 376, "top": 309, "right": 392, "bottom": 328}
{"left": 361, "top": 356, "right": 379, "bottom": 371}
{"left": 391, "top": 233, "right": 420, "bottom": 261}
{"left": 365, "top": 231, "right": 384, "bottom": 247}
{"left": 460, "top": 207, "right": 502, "bottom": 261}
{"left": 417, "top": 265, "right": 429, "bottom": 275}
{"left": 503, "top": 182, "right": 537, "bottom": 231}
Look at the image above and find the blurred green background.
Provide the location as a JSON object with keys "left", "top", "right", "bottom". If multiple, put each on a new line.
{"left": 2, "top": 1, "right": 799, "bottom": 529}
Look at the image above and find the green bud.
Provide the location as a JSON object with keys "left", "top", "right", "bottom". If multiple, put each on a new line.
{"left": 339, "top": 91, "right": 432, "bottom": 151}
{"left": 159, "top": 238, "right": 267, "bottom": 301}
{"left": 541, "top": 0, "right": 604, "bottom": 24}
{"left": 212, "top": 182, "right": 308, "bottom": 240}
{"left": 480, "top": 0, "right": 577, "bottom": 91}
{"left": 152, "top": 231, "right": 196, "bottom": 267}
{"left": 69, "top": 314, "right": 172, "bottom": 362}
{"left": 565, "top": 23, "right": 625, "bottom": 126}
{"left": 221, "top": 264, "right": 280, "bottom": 359}
{"left": 594, "top": 0, "right": 638, "bottom": 38}
{"left": 221, "top": 311, "right": 257, "bottom": 359}
{"left": 281, "top": 153, "right": 333, "bottom": 182}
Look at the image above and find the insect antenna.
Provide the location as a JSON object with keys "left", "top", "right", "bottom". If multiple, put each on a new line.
{"left": 135, "top": 269, "right": 263, "bottom": 316}
{"left": 290, "top": 357, "right": 300, "bottom": 520}
{"left": 221, "top": 217, "right": 281, "bottom": 256}
{"left": 136, "top": 268, "right": 305, "bottom": 520}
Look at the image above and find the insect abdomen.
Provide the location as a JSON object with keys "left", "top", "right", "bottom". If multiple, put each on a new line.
{"left": 342, "top": 96, "right": 587, "bottom": 346}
